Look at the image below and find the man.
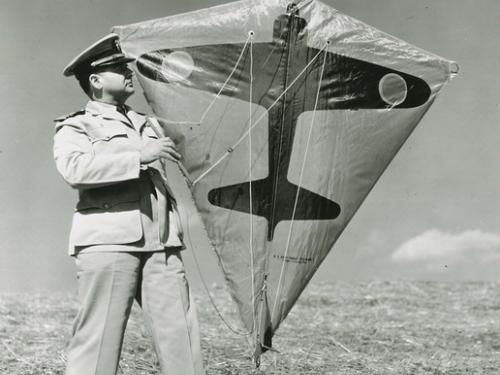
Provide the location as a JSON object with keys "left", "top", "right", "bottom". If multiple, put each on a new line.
{"left": 53, "top": 33, "right": 205, "bottom": 375}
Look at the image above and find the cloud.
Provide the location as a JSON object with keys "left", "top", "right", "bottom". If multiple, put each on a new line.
{"left": 392, "top": 229, "right": 500, "bottom": 263}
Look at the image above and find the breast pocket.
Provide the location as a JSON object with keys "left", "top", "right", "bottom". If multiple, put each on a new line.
{"left": 89, "top": 126, "right": 128, "bottom": 142}
{"left": 88, "top": 125, "right": 131, "bottom": 153}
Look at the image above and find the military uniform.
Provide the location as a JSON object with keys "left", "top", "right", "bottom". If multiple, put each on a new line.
{"left": 54, "top": 34, "right": 205, "bottom": 375}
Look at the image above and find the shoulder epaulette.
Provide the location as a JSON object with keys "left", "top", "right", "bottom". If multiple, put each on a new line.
{"left": 53, "top": 109, "right": 86, "bottom": 122}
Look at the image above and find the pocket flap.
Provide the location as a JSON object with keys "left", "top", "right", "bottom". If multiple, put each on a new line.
{"left": 88, "top": 125, "right": 128, "bottom": 143}
{"left": 77, "top": 180, "right": 140, "bottom": 210}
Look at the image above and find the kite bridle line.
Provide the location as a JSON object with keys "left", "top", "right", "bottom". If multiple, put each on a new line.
{"left": 149, "top": 31, "right": 332, "bottom": 352}
{"left": 150, "top": 33, "right": 252, "bottom": 127}
{"left": 184, "top": 38, "right": 331, "bottom": 352}
{"left": 147, "top": 117, "right": 252, "bottom": 338}
{"left": 198, "top": 33, "right": 253, "bottom": 125}
{"left": 191, "top": 42, "right": 330, "bottom": 186}
{"left": 182, "top": 39, "right": 330, "bottom": 345}
{"left": 145, "top": 32, "right": 260, "bottom": 341}
{"left": 248, "top": 31, "right": 258, "bottom": 340}
{"left": 183, "top": 208, "right": 254, "bottom": 337}
{"left": 270, "top": 42, "right": 329, "bottom": 321}
{"left": 146, "top": 30, "right": 273, "bottom": 344}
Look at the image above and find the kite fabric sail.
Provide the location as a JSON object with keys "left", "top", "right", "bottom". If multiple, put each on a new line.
{"left": 113, "top": 0, "right": 456, "bottom": 363}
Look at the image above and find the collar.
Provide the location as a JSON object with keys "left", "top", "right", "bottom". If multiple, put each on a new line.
{"left": 85, "top": 100, "right": 147, "bottom": 132}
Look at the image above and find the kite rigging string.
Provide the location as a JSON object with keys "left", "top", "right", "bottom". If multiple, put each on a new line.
{"left": 151, "top": 33, "right": 253, "bottom": 184}
{"left": 161, "top": 32, "right": 260, "bottom": 339}
{"left": 147, "top": 117, "right": 250, "bottom": 336}
{"left": 198, "top": 34, "right": 253, "bottom": 125}
{"left": 192, "top": 43, "right": 330, "bottom": 186}
{"left": 248, "top": 31, "right": 258, "bottom": 336}
{"left": 179, "top": 37, "right": 330, "bottom": 338}
{"left": 158, "top": 23, "right": 330, "bottom": 341}
{"left": 183, "top": 211, "right": 253, "bottom": 337}
{"left": 152, "top": 33, "right": 252, "bottom": 128}
{"left": 270, "top": 42, "right": 329, "bottom": 319}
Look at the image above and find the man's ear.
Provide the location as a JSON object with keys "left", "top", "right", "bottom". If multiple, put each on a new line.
{"left": 89, "top": 73, "right": 102, "bottom": 91}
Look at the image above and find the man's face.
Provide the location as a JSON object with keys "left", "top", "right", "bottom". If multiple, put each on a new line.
{"left": 93, "top": 63, "right": 135, "bottom": 101}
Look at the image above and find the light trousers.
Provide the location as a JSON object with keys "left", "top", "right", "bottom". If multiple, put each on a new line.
{"left": 66, "top": 249, "right": 205, "bottom": 375}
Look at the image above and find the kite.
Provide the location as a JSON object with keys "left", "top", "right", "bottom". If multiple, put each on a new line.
{"left": 113, "top": 0, "right": 457, "bottom": 365}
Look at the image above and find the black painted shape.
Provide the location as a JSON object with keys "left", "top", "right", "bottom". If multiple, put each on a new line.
{"left": 137, "top": 12, "right": 431, "bottom": 241}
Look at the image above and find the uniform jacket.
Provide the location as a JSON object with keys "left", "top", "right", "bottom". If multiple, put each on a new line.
{"left": 54, "top": 100, "right": 183, "bottom": 254}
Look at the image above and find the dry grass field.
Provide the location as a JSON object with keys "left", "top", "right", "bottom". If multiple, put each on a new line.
{"left": 0, "top": 281, "right": 498, "bottom": 374}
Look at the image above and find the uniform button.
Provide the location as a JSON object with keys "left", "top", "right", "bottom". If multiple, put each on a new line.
{"left": 103, "top": 203, "right": 110, "bottom": 209}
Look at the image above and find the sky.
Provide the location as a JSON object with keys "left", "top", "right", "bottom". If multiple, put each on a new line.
{"left": 0, "top": 0, "right": 498, "bottom": 293}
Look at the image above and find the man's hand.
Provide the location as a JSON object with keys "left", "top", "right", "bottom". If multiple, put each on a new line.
{"left": 140, "top": 137, "right": 181, "bottom": 164}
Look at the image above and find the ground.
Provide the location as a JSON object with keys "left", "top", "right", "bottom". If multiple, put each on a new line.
{"left": 0, "top": 281, "right": 498, "bottom": 374}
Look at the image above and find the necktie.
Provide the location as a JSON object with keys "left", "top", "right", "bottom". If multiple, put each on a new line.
{"left": 117, "top": 105, "right": 133, "bottom": 125}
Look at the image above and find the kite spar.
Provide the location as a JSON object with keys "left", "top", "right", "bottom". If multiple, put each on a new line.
{"left": 113, "top": 0, "right": 457, "bottom": 365}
